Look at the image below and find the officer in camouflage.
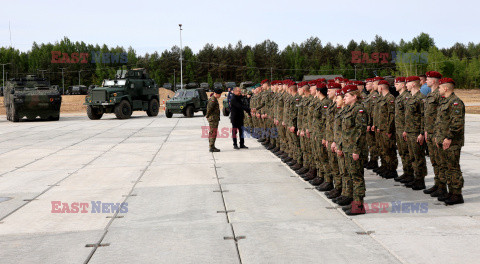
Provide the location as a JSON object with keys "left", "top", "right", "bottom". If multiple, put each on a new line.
{"left": 206, "top": 88, "right": 223, "bottom": 152}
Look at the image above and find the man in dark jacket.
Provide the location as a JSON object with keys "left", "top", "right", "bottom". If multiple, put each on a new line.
{"left": 230, "top": 87, "right": 251, "bottom": 149}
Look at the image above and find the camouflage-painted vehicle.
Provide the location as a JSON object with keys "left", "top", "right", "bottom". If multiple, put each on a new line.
{"left": 165, "top": 88, "right": 208, "bottom": 118}
{"left": 3, "top": 75, "right": 62, "bottom": 122}
{"left": 84, "top": 68, "right": 159, "bottom": 120}
{"left": 222, "top": 81, "right": 254, "bottom": 116}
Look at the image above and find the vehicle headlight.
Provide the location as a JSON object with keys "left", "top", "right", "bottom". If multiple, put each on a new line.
{"left": 113, "top": 93, "right": 117, "bottom": 97}
{"left": 180, "top": 105, "right": 184, "bottom": 109}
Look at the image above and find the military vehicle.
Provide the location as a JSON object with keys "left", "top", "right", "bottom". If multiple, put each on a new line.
{"left": 222, "top": 81, "right": 254, "bottom": 116}
{"left": 186, "top": 82, "right": 199, "bottom": 89}
{"left": 163, "top": 83, "right": 173, "bottom": 90}
{"left": 3, "top": 75, "right": 62, "bottom": 122}
{"left": 225, "top": 81, "right": 236, "bottom": 90}
{"left": 84, "top": 68, "right": 159, "bottom": 120}
{"left": 200, "top": 82, "right": 209, "bottom": 91}
{"left": 165, "top": 88, "right": 208, "bottom": 118}
{"left": 67, "top": 85, "right": 88, "bottom": 95}
{"left": 213, "top": 82, "right": 223, "bottom": 91}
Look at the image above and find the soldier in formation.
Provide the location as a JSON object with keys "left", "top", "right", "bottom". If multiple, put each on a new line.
{"left": 240, "top": 72, "right": 466, "bottom": 213}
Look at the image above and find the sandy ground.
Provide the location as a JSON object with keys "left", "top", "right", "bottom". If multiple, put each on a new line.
{"left": 0, "top": 89, "right": 477, "bottom": 115}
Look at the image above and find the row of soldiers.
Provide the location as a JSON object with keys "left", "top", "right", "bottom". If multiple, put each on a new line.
{"left": 247, "top": 73, "right": 465, "bottom": 215}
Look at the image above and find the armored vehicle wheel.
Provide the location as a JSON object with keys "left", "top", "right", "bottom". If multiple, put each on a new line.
{"left": 222, "top": 107, "right": 229, "bottom": 116}
{"left": 147, "top": 99, "right": 159, "bottom": 117}
{"left": 165, "top": 109, "right": 173, "bottom": 118}
{"left": 182, "top": 110, "right": 187, "bottom": 116}
{"left": 202, "top": 109, "right": 207, "bottom": 116}
{"left": 11, "top": 105, "right": 20, "bottom": 122}
{"left": 87, "top": 105, "right": 104, "bottom": 120}
{"left": 27, "top": 115, "right": 37, "bottom": 121}
{"left": 185, "top": 105, "right": 194, "bottom": 117}
{"left": 115, "top": 100, "right": 132, "bottom": 119}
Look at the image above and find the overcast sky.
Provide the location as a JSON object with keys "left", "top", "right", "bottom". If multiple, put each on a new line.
{"left": 0, "top": 0, "right": 476, "bottom": 55}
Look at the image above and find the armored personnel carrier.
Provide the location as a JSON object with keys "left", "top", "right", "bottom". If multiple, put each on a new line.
{"left": 3, "top": 75, "right": 62, "bottom": 122}
{"left": 84, "top": 68, "right": 159, "bottom": 120}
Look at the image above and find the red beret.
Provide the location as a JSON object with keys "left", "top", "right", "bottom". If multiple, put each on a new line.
{"left": 439, "top": 77, "right": 455, "bottom": 86}
{"left": 316, "top": 82, "right": 327, "bottom": 89}
{"left": 327, "top": 79, "right": 335, "bottom": 83}
{"left": 318, "top": 78, "right": 327, "bottom": 83}
{"left": 335, "top": 89, "right": 345, "bottom": 96}
{"left": 288, "top": 81, "right": 297, "bottom": 87}
{"left": 406, "top": 76, "right": 420, "bottom": 83}
{"left": 327, "top": 82, "right": 342, "bottom": 89}
{"left": 426, "top": 71, "right": 442, "bottom": 79}
{"left": 373, "top": 76, "right": 384, "bottom": 81}
{"left": 334, "top": 77, "right": 343, "bottom": 81}
{"left": 354, "top": 81, "right": 365, "bottom": 86}
{"left": 365, "top": 78, "right": 372, "bottom": 83}
{"left": 341, "top": 78, "right": 349, "bottom": 83}
{"left": 344, "top": 85, "right": 358, "bottom": 93}
{"left": 378, "top": 80, "right": 389, "bottom": 86}
{"left": 395, "top": 77, "right": 406, "bottom": 83}
{"left": 261, "top": 79, "right": 270, "bottom": 85}
{"left": 308, "top": 80, "right": 317, "bottom": 86}
{"left": 277, "top": 80, "right": 283, "bottom": 85}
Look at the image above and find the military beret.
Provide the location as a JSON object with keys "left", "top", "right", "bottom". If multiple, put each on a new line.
{"left": 341, "top": 78, "right": 349, "bottom": 83}
{"left": 406, "top": 76, "right": 420, "bottom": 83}
{"left": 327, "top": 82, "right": 342, "bottom": 89}
{"left": 334, "top": 77, "right": 343, "bottom": 81}
{"left": 277, "top": 80, "right": 283, "bottom": 85}
{"left": 344, "top": 85, "right": 358, "bottom": 94}
{"left": 308, "top": 80, "right": 317, "bottom": 86}
{"left": 395, "top": 77, "right": 406, "bottom": 83}
{"left": 327, "top": 79, "right": 335, "bottom": 83}
{"left": 373, "top": 76, "right": 384, "bottom": 81}
{"left": 426, "top": 71, "right": 442, "bottom": 79}
{"left": 354, "top": 81, "right": 365, "bottom": 86}
{"left": 378, "top": 80, "right": 389, "bottom": 86}
{"left": 214, "top": 88, "right": 223, "bottom": 94}
{"left": 439, "top": 77, "right": 455, "bottom": 86}
{"left": 318, "top": 78, "right": 327, "bottom": 83}
{"left": 261, "top": 79, "right": 270, "bottom": 85}
{"left": 316, "top": 83, "right": 327, "bottom": 89}
{"left": 335, "top": 89, "right": 345, "bottom": 96}
{"left": 299, "top": 81, "right": 309, "bottom": 87}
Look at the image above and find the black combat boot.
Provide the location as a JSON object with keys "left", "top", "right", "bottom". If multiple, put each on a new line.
{"left": 411, "top": 179, "right": 426, "bottom": 190}
{"left": 327, "top": 189, "right": 342, "bottom": 199}
{"left": 336, "top": 196, "right": 353, "bottom": 206}
{"left": 366, "top": 160, "right": 378, "bottom": 170}
{"left": 437, "top": 192, "right": 452, "bottom": 202}
{"left": 286, "top": 160, "right": 297, "bottom": 166}
{"left": 444, "top": 194, "right": 464, "bottom": 205}
{"left": 423, "top": 184, "right": 438, "bottom": 194}
{"left": 296, "top": 167, "right": 309, "bottom": 175}
{"left": 384, "top": 170, "right": 398, "bottom": 179}
{"left": 430, "top": 186, "right": 447, "bottom": 198}
{"left": 240, "top": 144, "right": 248, "bottom": 149}
{"left": 394, "top": 174, "right": 407, "bottom": 182}
{"left": 342, "top": 204, "right": 352, "bottom": 212}
{"left": 209, "top": 147, "right": 220, "bottom": 152}
{"left": 316, "top": 181, "right": 333, "bottom": 192}
{"left": 309, "top": 177, "right": 324, "bottom": 186}
{"left": 400, "top": 176, "right": 414, "bottom": 184}
{"left": 345, "top": 201, "right": 366, "bottom": 215}
{"left": 291, "top": 164, "right": 302, "bottom": 170}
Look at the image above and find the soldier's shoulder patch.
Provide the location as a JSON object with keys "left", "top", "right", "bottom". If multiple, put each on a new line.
{"left": 373, "top": 96, "right": 377, "bottom": 98}
{"left": 390, "top": 100, "right": 394, "bottom": 103}
{"left": 296, "top": 98, "right": 299, "bottom": 101}
{"left": 359, "top": 109, "right": 364, "bottom": 113}
{"left": 453, "top": 102, "right": 459, "bottom": 106}
{"left": 323, "top": 105, "right": 328, "bottom": 108}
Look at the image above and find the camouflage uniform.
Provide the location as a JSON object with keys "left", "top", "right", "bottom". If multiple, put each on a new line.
{"left": 372, "top": 93, "right": 385, "bottom": 169}
{"left": 395, "top": 90, "right": 413, "bottom": 178}
{"left": 341, "top": 102, "right": 368, "bottom": 202}
{"left": 404, "top": 91, "right": 427, "bottom": 180}
{"left": 325, "top": 101, "right": 340, "bottom": 184}
{"left": 290, "top": 95, "right": 302, "bottom": 164}
{"left": 424, "top": 89, "right": 441, "bottom": 186}
{"left": 314, "top": 97, "right": 331, "bottom": 179}
{"left": 297, "top": 96, "right": 307, "bottom": 166}
{"left": 435, "top": 93, "right": 465, "bottom": 194}
{"left": 377, "top": 93, "right": 398, "bottom": 174}
{"left": 365, "top": 90, "right": 379, "bottom": 165}
{"left": 275, "top": 91, "right": 286, "bottom": 152}
{"left": 205, "top": 96, "right": 220, "bottom": 149}
{"left": 333, "top": 106, "right": 348, "bottom": 192}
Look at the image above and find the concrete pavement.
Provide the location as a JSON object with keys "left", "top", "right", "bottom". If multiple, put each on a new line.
{"left": 0, "top": 112, "right": 480, "bottom": 264}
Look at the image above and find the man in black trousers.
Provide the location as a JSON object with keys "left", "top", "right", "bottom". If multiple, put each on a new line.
{"left": 230, "top": 87, "right": 251, "bottom": 149}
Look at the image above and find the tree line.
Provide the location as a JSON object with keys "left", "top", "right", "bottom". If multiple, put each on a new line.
{"left": 0, "top": 33, "right": 479, "bottom": 89}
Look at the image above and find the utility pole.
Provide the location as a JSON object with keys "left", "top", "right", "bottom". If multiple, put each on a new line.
{"left": 270, "top": 67, "right": 273, "bottom": 81}
{"left": 78, "top": 70, "right": 82, "bottom": 86}
{"left": 354, "top": 65, "right": 357, "bottom": 80}
{"left": 179, "top": 24, "right": 183, "bottom": 90}
{"left": 1, "top": 63, "right": 11, "bottom": 89}
{"left": 173, "top": 69, "right": 176, "bottom": 91}
{"left": 59, "top": 68, "right": 66, "bottom": 95}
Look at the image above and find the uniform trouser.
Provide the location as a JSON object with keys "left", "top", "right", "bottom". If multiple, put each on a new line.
{"left": 302, "top": 136, "right": 313, "bottom": 169}
{"left": 232, "top": 126, "right": 244, "bottom": 146}
{"left": 326, "top": 142, "right": 340, "bottom": 184}
{"left": 376, "top": 131, "right": 386, "bottom": 167}
{"left": 405, "top": 133, "right": 427, "bottom": 180}
{"left": 367, "top": 131, "right": 378, "bottom": 162}
{"left": 396, "top": 131, "right": 413, "bottom": 177}
{"left": 277, "top": 124, "right": 285, "bottom": 151}
{"left": 208, "top": 121, "right": 219, "bottom": 149}
{"left": 299, "top": 135, "right": 306, "bottom": 165}
{"left": 425, "top": 134, "right": 440, "bottom": 185}
{"left": 345, "top": 152, "right": 365, "bottom": 202}
{"left": 288, "top": 131, "right": 302, "bottom": 163}
{"left": 338, "top": 153, "right": 350, "bottom": 195}
{"left": 379, "top": 131, "right": 398, "bottom": 172}
{"left": 315, "top": 139, "right": 329, "bottom": 179}
{"left": 437, "top": 145, "right": 464, "bottom": 194}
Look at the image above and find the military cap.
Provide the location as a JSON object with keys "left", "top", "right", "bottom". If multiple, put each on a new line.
{"left": 277, "top": 80, "right": 283, "bottom": 85}
{"left": 406, "top": 76, "right": 420, "bottom": 83}
{"left": 261, "top": 79, "right": 270, "bottom": 85}
{"left": 335, "top": 89, "right": 345, "bottom": 96}
{"left": 214, "top": 88, "right": 223, "bottom": 94}
{"left": 365, "top": 78, "right": 373, "bottom": 83}
{"left": 354, "top": 81, "right": 365, "bottom": 86}
{"left": 308, "top": 80, "right": 317, "bottom": 86}
{"left": 426, "top": 71, "right": 442, "bottom": 79}
{"left": 439, "top": 77, "right": 455, "bottom": 86}
{"left": 344, "top": 84, "right": 358, "bottom": 93}
{"left": 334, "top": 76, "right": 343, "bottom": 81}
{"left": 378, "top": 80, "right": 389, "bottom": 86}
{"left": 298, "top": 81, "right": 309, "bottom": 87}
{"left": 327, "top": 82, "right": 342, "bottom": 89}
{"left": 316, "top": 82, "right": 327, "bottom": 89}
{"left": 394, "top": 77, "right": 406, "bottom": 83}
{"left": 373, "top": 76, "right": 384, "bottom": 81}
